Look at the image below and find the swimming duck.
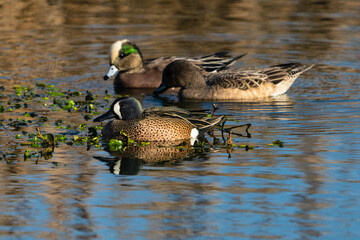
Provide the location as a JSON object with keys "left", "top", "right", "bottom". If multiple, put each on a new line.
{"left": 103, "top": 39, "right": 246, "bottom": 88}
{"left": 93, "top": 96, "right": 224, "bottom": 142}
{"left": 153, "top": 60, "right": 314, "bottom": 100}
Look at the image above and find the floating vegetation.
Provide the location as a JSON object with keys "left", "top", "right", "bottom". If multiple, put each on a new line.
{"left": 268, "top": 140, "right": 285, "bottom": 148}
{"left": 0, "top": 83, "right": 107, "bottom": 164}
{"left": 14, "top": 103, "right": 22, "bottom": 109}
{"left": 79, "top": 123, "right": 86, "bottom": 131}
{"left": 0, "top": 82, "right": 276, "bottom": 167}
{"left": 108, "top": 139, "right": 124, "bottom": 151}
{"left": 35, "top": 82, "right": 46, "bottom": 88}
{"left": 24, "top": 112, "right": 37, "bottom": 117}
{"left": 238, "top": 144, "right": 255, "bottom": 150}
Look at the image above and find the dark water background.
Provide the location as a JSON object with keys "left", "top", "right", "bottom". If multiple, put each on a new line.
{"left": 1, "top": 0, "right": 360, "bottom": 239}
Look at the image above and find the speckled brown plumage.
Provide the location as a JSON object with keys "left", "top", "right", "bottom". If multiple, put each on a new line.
{"left": 94, "top": 96, "right": 224, "bottom": 142}
{"left": 102, "top": 112, "right": 195, "bottom": 141}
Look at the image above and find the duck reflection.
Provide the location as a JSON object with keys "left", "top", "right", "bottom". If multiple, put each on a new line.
{"left": 94, "top": 140, "right": 197, "bottom": 175}
{"left": 98, "top": 157, "right": 142, "bottom": 175}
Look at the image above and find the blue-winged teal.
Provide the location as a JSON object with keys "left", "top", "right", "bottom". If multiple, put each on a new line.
{"left": 103, "top": 39, "right": 246, "bottom": 88}
{"left": 153, "top": 60, "right": 314, "bottom": 100}
{"left": 93, "top": 96, "right": 224, "bottom": 141}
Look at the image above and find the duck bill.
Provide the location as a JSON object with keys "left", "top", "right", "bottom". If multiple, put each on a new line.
{"left": 93, "top": 110, "right": 116, "bottom": 122}
{"left": 103, "top": 65, "right": 119, "bottom": 80}
{"left": 152, "top": 83, "right": 169, "bottom": 96}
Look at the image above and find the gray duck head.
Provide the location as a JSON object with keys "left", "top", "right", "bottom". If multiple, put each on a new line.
{"left": 153, "top": 60, "right": 205, "bottom": 96}
{"left": 93, "top": 96, "right": 143, "bottom": 122}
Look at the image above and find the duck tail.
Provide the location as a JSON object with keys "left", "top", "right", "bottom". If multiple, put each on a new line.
{"left": 197, "top": 52, "right": 247, "bottom": 72}
{"left": 272, "top": 63, "right": 314, "bottom": 76}
{"left": 264, "top": 63, "right": 314, "bottom": 85}
{"left": 197, "top": 115, "right": 225, "bottom": 135}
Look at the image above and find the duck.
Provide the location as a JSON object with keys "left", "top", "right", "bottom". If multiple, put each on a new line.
{"left": 153, "top": 60, "right": 314, "bottom": 100}
{"left": 103, "top": 39, "right": 247, "bottom": 88}
{"left": 93, "top": 96, "right": 224, "bottom": 142}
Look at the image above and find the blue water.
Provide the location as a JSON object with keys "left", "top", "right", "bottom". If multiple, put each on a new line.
{"left": 1, "top": 0, "right": 360, "bottom": 239}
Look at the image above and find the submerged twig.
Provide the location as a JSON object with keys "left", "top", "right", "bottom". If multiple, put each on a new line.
{"left": 211, "top": 104, "right": 219, "bottom": 117}
{"left": 36, "top": 127, "right": 46, "bottom": 141}
{"left": 227, "top": 130, "right": 233, "bottom": 146}
{"left": 36, "top": 127, "right": 55, "bottom": 147}
{"left": 227, "top": 130, "right": 233, "bottom": 158}
{"left": 225, "top": 123, "right": 252, "bottom": 132}
{"left": 220, "top": 119, "right": 227, "bottom": 140}
{"left": 221, "top": 121, "right": 251, "bottom": 140}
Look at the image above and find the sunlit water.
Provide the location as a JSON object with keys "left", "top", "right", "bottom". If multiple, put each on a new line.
{"left": 1, "top": 0, "right": 360, "bottom": 239}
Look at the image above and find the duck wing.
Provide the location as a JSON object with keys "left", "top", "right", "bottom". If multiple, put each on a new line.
{"left": 192, "top": 52, "right": 247, "bottom": 72}
{"left": 143, "top": 57, "right": 176, "bottom": 71}
{"left": 144, "top": 51, "right": 246, "bottom": 73}
{"left": 206, "top": 72, "right": 268, "bottom": 90}
{"left": 159, "top": 111, "right": 224, "bottom": 134}
{"left": 206, "top": 63, "right": 314, "bottom": 89}
{"left": 145, "top": 106, "right": 190, "bottom": 115}
{"left": 146, "top": 107, "right": 223, "bottom": 131}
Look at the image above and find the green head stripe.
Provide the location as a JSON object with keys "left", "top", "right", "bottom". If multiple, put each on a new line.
{"left": 122, "top": 44, "right": 138, "bottom": 55}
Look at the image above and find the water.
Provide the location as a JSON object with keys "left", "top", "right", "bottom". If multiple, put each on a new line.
{"left": 1, "top": 0, "right": 360, "bottom": 239}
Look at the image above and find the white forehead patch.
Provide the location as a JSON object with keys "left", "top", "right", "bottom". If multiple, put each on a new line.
{"left": 109, "top": 39, "right": 129, "bottom": 64}
{"left": 113, "top": 102, "right": 122, "bottom": 119}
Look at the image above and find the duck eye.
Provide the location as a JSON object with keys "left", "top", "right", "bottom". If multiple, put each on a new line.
{"left": 120, "top": 53, "right": 125, "bottom": 58}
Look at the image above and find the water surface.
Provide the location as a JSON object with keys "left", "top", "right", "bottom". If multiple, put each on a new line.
{"left": 1, "top": 0, "right": 360, "bottom": 239}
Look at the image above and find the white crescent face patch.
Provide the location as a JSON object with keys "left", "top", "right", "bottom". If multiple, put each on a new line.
{"left": 113, "top": 102, "right": 122, "bottom": 119}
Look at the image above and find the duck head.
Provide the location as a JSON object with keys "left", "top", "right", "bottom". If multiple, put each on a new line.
{"left": 104, "top": 40, "right": 143, "bottom": 80}
{"left": 93, "top": 96, "right": 143, "bottom": 122}
{"left": 153, "top": 60, "right": 205, "bottom": 96}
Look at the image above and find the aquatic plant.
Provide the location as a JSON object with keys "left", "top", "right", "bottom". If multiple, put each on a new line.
{"left": 0, "top": 82, "right": 264, "bottom": 166}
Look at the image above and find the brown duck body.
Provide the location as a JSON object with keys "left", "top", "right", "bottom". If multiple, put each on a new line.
{"left": 154, "top": 61, "right": 314, "bottom": 100}
{"left": 114, "top": 57, "right": 175, "bottom": 88}
{"left": 104, "top": 39, "right": 246, "bottom": 88}
{"left": 94, "top": 97, "right": 223, "bottom": 142}
{"left": 101, "top": 112, "right": 194, "bottom": 141}
{"left": 178, "top": 82, "right": 283, "bottom": 100}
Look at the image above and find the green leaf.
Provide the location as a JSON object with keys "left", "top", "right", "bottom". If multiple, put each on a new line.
{"left": 108, "top": 139, "right": 123, "bottom": 151}
{"left": 272, "top": 140, "right": 284, "bottom": 148}
{"left": 36, "top": 82, "right": 47, "bottom": 88}
{"left": 56, "top": 135, "right": 67, "bottom": 142}
{"left": 14, "top": 103, "right": 21, "bottom": 109}
{"left": 79, "top": 123, "right": 86, "bottom": 131}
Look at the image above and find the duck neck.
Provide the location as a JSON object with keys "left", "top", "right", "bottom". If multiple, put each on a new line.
{"left": 182, "top": 71, "right": 206, "bottom": 89}
{"left": 120, "top": 65, "right": 143, "bottom": 74}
